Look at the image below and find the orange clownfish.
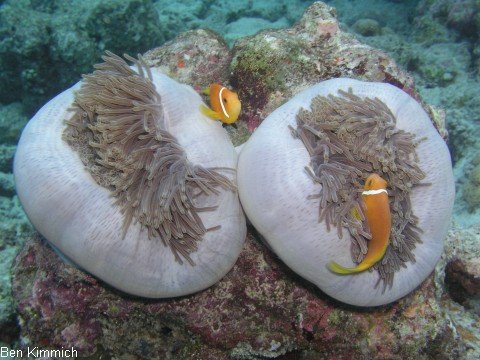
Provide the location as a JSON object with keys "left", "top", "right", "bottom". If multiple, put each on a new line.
{"left": 327, "top": 174, "right": 391, "bottom": 274}
{"left": 200, "top": 84, "right": 241, "bottom": 125}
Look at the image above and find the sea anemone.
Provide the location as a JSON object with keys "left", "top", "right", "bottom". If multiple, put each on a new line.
{"left": 237, "top": 78, "right": 454, "bottom": 307}
{"left": 14, "top": 52, "right": 246, "bottom": 298}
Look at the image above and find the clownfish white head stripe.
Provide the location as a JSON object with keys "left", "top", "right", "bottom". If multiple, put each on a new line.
{"left": 362, "top": 189, "right": 388, "bottom": 196}
{"left": 218, "top": 87, "right": 229, "bottom": 119}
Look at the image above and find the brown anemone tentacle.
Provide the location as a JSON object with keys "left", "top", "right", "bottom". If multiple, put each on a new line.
{"left": 63, "top": 53, "right": 236, "bottom": 266}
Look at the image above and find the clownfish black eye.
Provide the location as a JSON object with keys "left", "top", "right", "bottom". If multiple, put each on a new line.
{"left": 223, "top": 98, "right": 227, "bottom": 103}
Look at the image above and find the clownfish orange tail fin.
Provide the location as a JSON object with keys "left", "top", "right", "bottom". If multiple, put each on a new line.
{"left": 327, "top": 260, "right": 369, "bottom": 274}
{"left": 201, "top": 87, "right": 211, "bottom": 96}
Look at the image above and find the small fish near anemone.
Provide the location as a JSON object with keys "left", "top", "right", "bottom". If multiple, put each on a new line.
{"left": 328, "top": 173, "right": 391, "bottom": 275}
{"left": 14, "top": 51, "right": 246, "bottom": 298}
{"left": 200, "top": 84, "right": 241, "bottom": 125}
{"left": 237, "top": 78, "right": 455, "bottom": 307}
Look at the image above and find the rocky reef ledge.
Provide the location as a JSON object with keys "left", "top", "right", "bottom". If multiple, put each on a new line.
{"left": 10, "top": 2, "right": 474, "bottom": 359}
{"left": 12, "top": 232, "right": 459, "bottom": 359}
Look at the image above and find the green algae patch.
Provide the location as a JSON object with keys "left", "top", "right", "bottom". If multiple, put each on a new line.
{"left": 231, "top": 36, "right": 315, "bottom": 115}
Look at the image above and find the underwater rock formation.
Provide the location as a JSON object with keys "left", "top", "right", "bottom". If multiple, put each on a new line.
{"left": 444, "top": 226, "right": 480, "bottom": 309}
{"left": 463, "top": 154, "right": 480, "bottom": 212}
{"left": 12, "top": 233, "right": 461, "bottom": 358}
{"left": 0, "top": 0, "right": 165, "bottom": 112}
{"left": 228, "top": 1, "right": 420, "bottom": 136}
{"left": 0, "top": 103, "right": 32, "bottom": 345}
{"left": 417, "top": 0, "right": 480, "bottom": 38}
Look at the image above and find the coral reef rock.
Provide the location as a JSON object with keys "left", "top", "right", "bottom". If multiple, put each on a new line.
{"left": 12, "top": 233, "right": 461, "bottom": 359}
{"left": 0, "top": 0, "right": 165, "bottom": 112}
